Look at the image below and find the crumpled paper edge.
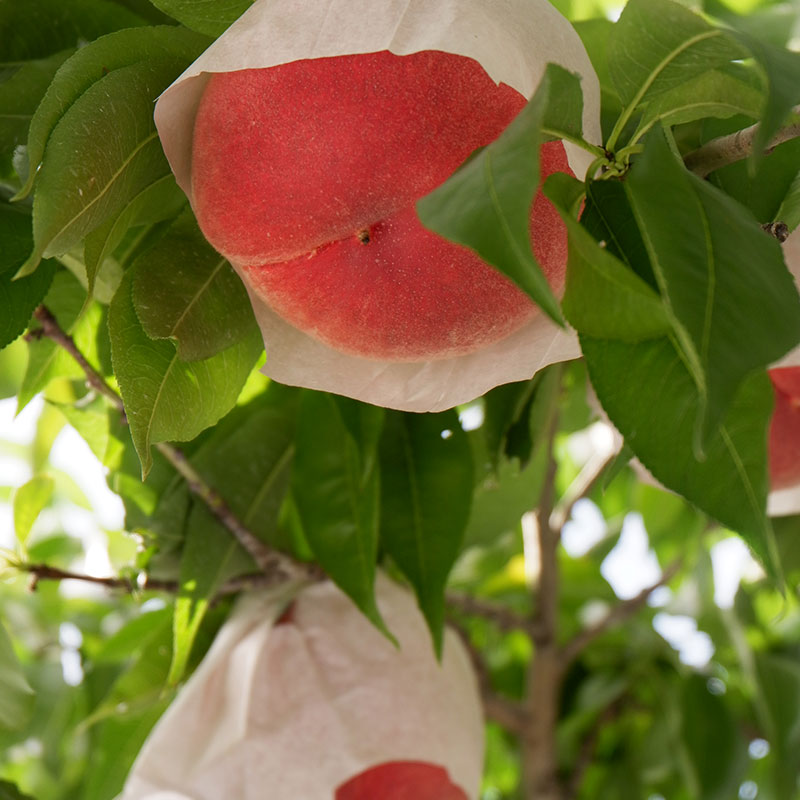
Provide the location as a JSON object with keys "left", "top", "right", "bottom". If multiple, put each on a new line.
{"left": 118, "top": 575, "right": 485, "bottom": 799}
{"left": 153, "top": 0, "right": 601, "bottom": 412}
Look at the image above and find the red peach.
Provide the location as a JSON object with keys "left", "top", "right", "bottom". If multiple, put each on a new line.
{"left": 769, "top": 367, "right": 800, "bottom": 489}
{"left": 336, "top": 761, "right": 468, "bottom": 800}
{"left": 191, "top": 49, "right": 570, "bottom": 361}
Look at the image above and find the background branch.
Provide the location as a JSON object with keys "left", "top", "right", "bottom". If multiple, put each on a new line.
{"left": 560, "top": 559, "right": 682, "bottom": 667}
{"left": 684, "top": 108, "right": 800, "bottom": 177}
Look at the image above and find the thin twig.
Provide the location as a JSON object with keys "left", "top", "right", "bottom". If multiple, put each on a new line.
{"left": 560, "top": 559, "right": 682, "bottom": 667}
{"left": 31, "top": 305, "right": 316, "bottom": 583}
{"left": 446, "top": 591, "right": 534, "bottom": 636}
{"left": 550, "top": 450, "right": 616, "bottom": 533}
{"left": 21, "top": 563, "right": 285, "bottom": 597}
{"left": 684, "top": 107, "right": 800, "bottom": 177}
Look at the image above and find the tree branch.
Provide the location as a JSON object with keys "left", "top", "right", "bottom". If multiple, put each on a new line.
{"left": 446, "top": 591, "right": 534, "bottom": 636}
{"left": 550, "top": 450, "right": 616, "bottom": 533}
{"left": 522, "top": 386, "right": 565, "bottom": 800}
{"left": 684, "top": 108, "right": 800, "bottom": 177}
{"left": 20, "top": 563, "right": 285, "bottom": 597}
{"left": 560, "top": 559, "right": 682, "bottom": 667}
{"left": 31, "top": 305, "right": 316, "bottom": 583}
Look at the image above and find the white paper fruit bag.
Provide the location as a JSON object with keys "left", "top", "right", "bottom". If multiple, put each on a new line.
{"left": 118, "top": 576, "right": 485, "bottom": 799}
{"left": 153, "top": 0, "right": 602, "bottom": 411}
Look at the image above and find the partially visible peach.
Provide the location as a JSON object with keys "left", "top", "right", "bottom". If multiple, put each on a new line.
{"left": 769, "top": 367, "right": 800, "bottom": 490}
{"left": 335, "top": 761, "right": 468, "bottom": 800}
{"left": 191, "top": 50, "right": 571, "bottom": 361}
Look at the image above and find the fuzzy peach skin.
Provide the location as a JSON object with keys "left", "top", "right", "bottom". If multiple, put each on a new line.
{"left": 768, "top": 229, "right": 800, "bottom": 514}
{"left": 153, "top": 0, "right": 602, "bottom": 410}
{"left": 118, "top": 576, "right": 484, "bottom": 800}
{"left": 336, "top": 761, "right": 468, "bottom": 800}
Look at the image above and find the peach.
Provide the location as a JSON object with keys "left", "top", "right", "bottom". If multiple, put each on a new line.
{"left": 336, "top": 761, "right": 468, "bottom": 800}
{"left": 191, "top": 50, "right": 570, "bottom": 361}
{"left": 769, "top": 367, "right": 800, "bottom": 490}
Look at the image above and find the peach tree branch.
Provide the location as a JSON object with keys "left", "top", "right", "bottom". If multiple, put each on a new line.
{"left": 31, "top": 305, "right": 316, "bottom": 583}
{"left": 684, "top": 107, "right": 800, "bottom": 177}
{"left": 560, "top": 559, "right": 683, "bottom": 668}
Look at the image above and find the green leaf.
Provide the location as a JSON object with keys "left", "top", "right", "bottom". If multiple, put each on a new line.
{"left": 19, "top": 58, "right": 188, "bottom": 276}
{"left": 754, "top": 653, "right": 800, "bottom": 798}
{"left": 546, "top": 173, "right": 670, "bottom": 341}
{"left": 625, "top": 128, "right": 800, "bottom": 447}
{"left": 292, "top": 393, "right": 389, "bottom": 637}
{"left": 417, "top": 63, "right": 591, "bottom": 325}
{"left": 108, "top": 270, "right": 263, "bottom": 477}
{"left": 0, "top": 203, "right": 55, "bottom": 350}
{"left": 0, "top": 620, "right": 34, "bottom": 731}
{"left": 631, "top": 68, "right": 764, "bottom": 143}
{"left": 0, "top": 50, "right": 72, "bottom": 169}
{"left": 148, "top": 0, "right": 254, "bottom": 36}
{"left": 775, "top": 168, "right": 800, "bottom": 231}
{"left": 168, "top": 391, "right": 298, "bottom": 683}
{"left": 582, "top": 335, "right": 775, "bottom": 570}
{"left": 680, "top": 674, "right": 748, "bottom": 800}
{"left": 84, "top": 174, "right": 187, "bottom": 298}
{"left": 0, "top": 0, "right": 146, "bottom": 66}
{"left": 607, "top": 0, "right": 744, "bottom": 147}
{"left": 379, "top": 410, "right": 473, "bottom": 653}
{"left": 13, "top": 475, "right": 54, "bottom": 544}
{"left": 132, "top": 213, "right": 259, "bottom": 361}
{"left": 15, "top": 25, "right": 210, "bottom": 202}
{"left": 0, "top": 781, "right": 35, "bottom": 800}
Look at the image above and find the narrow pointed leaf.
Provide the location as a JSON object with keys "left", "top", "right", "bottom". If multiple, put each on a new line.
{"left": 108, "top": 271, "right": 263, "bottom": 476}
{"left": 292, "top": 393, "right": 389, "bottom": 638}
{"left": 546, "top": 173, "right": 669, "bottom": 341}
{"left": 625, "top": 128, "right": 800, "bottom": 446}
{"left": 379, "top": 410, "right": 473, "bottom": 654}
{"left": 417, "top": 64, "right": 590, "bottom": 325}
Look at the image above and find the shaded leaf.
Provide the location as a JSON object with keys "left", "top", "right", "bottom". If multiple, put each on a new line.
{"left": 0, "top": 203, "right": 56, "bottom": 350}
{"left": 379, "top": 410, "right": 473, "bottom": 653}
{"left": 148, "top": 0, "right": 254, "bottom": 36}
{"left": 108, "top": 270, "right": 263, "bottom": 476}
{"left": 84, "top": 174, "right": 187, "bottom": 298}
{"left": 546, "top": 173, "right": 669, "bottom": 341}
{"left": 132, "top": 213, "right": 259, "bottom": 361}
{"left": 292, "top": 393, "right": 389, "bottom": 636}
{"left": 0, "top": 0, "right": 145, "bottom": 66}
{"left": 626, "top": 128, "right": 800, "bottom": 446}
{"left": 0, "top": 620, "right": 34, "bottom": 731}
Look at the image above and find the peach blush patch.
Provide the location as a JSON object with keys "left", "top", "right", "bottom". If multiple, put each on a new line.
{"left": 336, "top": 761, "right": 468, "bottom": 800}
